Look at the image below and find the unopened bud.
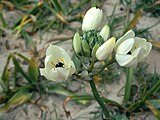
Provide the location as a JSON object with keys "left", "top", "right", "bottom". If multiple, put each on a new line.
{"left": 73, "top": 32, "right": 81, "bottom": 53}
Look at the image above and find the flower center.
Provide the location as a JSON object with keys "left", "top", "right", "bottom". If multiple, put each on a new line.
{"left": 51, "top": 58, "right": 65, "bottom": 68}
{"left": 127, "top": 51, "right": 132, "bottom": 55}
{"left": 55, "top": 61, "right": 64, "bottom": 68}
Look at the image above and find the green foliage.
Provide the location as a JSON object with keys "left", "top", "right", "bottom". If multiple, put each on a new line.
{"left": 0, "top": 0, "right": 160, "bottom": 119}
{"left": 120, "top": 0, "right": 160, "bottom": 17}
{"left": 135, "top": 0, "right": 160, "bottom": 17}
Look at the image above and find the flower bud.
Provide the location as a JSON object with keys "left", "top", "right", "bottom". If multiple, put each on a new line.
{"left": 88, "top": 37, "right": 95, "bottom": 49}
{"left": 91, "top": 43, "right": 100, "bottom": 58}
{"left": 73, "top": 32, "right": 81, "bottom": 53}
{"left": 81, "top": 40, "right": 90, "bottom": 57}
{"left": 96, "top": 37, "right": 116, "bottom": 61}
{"left": 82, "top": 7, "right": 103, "bottom": 31}
{"left": 99, "top": 25, "right": 110, "bottom": 41}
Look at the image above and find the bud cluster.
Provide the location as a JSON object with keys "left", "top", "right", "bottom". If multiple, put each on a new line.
{"left": 82, "top": 30, "right": 104, "bottom": 57}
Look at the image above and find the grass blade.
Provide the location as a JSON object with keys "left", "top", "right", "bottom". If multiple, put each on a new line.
{"left": 1, "top": 55, "right": 12, "bottom": 93}
{"left": 124, "top": 10, "right": 142, "bottom": 32}
{"left": 145, "top": 100, "right": 160, "bottom": 120}
{"left": 28, "top": 58, "right": 39, "bottom": 82}
{"left": 11, "top": 54, "right": 32, "bottom": 83}
{"left": 0, "top": 88, "right": 33, "bottom": 112}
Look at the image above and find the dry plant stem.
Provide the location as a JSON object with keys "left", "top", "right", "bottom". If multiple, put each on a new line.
{"left": 89, "top": 80, "right": 114, "bottom": 120}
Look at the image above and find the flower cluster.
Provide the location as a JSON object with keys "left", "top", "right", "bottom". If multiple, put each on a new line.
{"left": 75, "top": 7, "right": 152, "bottom": 67}
{"left": 40, "top": 7, "right": 152, "bottom": 81}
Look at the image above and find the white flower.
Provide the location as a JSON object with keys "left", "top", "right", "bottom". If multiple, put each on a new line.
{"left": 99, "top": 25, "right": 110, "bottom": 41}
{"left": 115, "top": 30, "right": 152, "bottom": 67}
{"left": 82, "top": 7, "right": 103, "bottom": 32}
{"left": 96, "top": 37, "right": 116, "bottom": 61}
{"left": 40, "top": 45, "right": 76, "bottom": 81}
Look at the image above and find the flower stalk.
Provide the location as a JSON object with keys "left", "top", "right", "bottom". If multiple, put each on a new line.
{"left": 89, "top": 79, "right": 114, "bottom": 120}
{"left": 124, "top": 67, "right": 133, "bottom": 103}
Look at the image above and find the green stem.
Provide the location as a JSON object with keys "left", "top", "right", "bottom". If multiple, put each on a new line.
{"left": 127, "top": 100, "right": 141, "bottom": 112}
{"left": 98, "top": 59, "right": 116, "bottom": 74}
{"left": 124, "top": 67, "right": 133, "bottom": 103}
{"left": 89, "top": 80, "right": 114, "bottom": 120}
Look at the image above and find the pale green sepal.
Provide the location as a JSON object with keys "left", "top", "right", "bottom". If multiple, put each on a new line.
{"left": 91, "top": 43, "right": 100, "bottom": 58}
{"left": 99, "top": 25, "right": 110, "bottom": 41}
{"left": 81, "top": 40, "right": 90, "bottom": 57}
{"left": 73, "top": 32, "right": 81, "bottom": 54}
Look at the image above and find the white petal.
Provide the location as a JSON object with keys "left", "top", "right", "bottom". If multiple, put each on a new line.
{"left": 46, "top": 44, "right": 63, "bottom": 58}
{"left": 132, "top": 47, "right": 143, "bottom": 61}
{"left": 144, "top": 42, "right": 152, "bottom": 56}
{"left": 99, "top": 25, "right": 110, "bottom": 41}
{"left": 44, "top": 55, "right": 56, "bottom": 71}
{"left": 116, "top": 38, "right": 134, "bottom": 54}
{"left": 139, "top": 42, "right": 152, "bottom": 62}
{"left": 49, "top": 68, "right": 69, "bottom": 81}
{"left": 115, "top": 30, "right": 135, "bottom": 51}
{"left": 69, "top": 61, "right": 76, "bottom": 75}
{"left": 116, "top": 54, "right": 137, "bottom": 67}
{"left": 134, "top": 37, "right": 146, "bottom": 48}
{"left": 134, "top": 37, "right": 152, "bottom": 61}
{"left": 46, "top": 44, "right": 73, "bottom": 67}
{"left": 40, "top": 68, "right": 52, "bottom": 80}
{"left": 40, "top": 45, "right": 76, "bottom": 81}
{"left": 82, "top": 7, "right": 103, "bottom": 31}
{"left": 96, "top": 37, "right": 116, "bottom": 61}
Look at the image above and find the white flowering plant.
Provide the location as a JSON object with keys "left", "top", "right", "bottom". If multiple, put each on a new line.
{"left": 38, "top": 7, "right": 160, "bottom": 120}
{"left": 1, "top": 6, "right": 159, "bottom": 120}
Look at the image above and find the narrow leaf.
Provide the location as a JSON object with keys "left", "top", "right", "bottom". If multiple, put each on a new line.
{"left": 0, "top": 89, "right": 33, "bottom": 112}
{"left": 124, "top": 10, "right": 142, "bottom": 32}
{"left": 11, "top": 54, "right": 32, "bottom": 83}
{"left": 1, "top": 55, "right": 12, "bottom": 93}
{"left": 145, "top": 100, "right": 160, "bottom": 120}
{"left": 28, "top": 57, "right": 39, "bottom": 82}
{"left": 21, "top": 29, "right": 35, "bottom": 50}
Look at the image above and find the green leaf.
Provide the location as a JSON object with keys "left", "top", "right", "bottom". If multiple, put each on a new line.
{"left": 51, "top": 0, "right": 64, "bottom": 14}
{"left": 1, "top": 55, "right": 12, "bottom": 93}
{"left": 28, "top": 58, "right": 39, "bottom": 82}
{"left": 0, "top": 88, "right": 33, "bottom": 112}
{"left": 47, "top": 85, "right": 87, "bottom": 105}
{"left": 145, "top": 100, "right": 160, "bottom": 120}
{"left": 70, "top": 95, "right": 123, "bottom": 107}
{"left": 72, "top": 55, "right": 81, "bottom": 72}
{"left": 11, "top": 54, "right": 32, "bottom": 83}
{"left": 21, "top": 30, "right": 35, "bottom": 50}
{"left": 114, "top": 113, "right": 129, "bottom": 120}
{"left": 81, "top": 40, "right": 90, "bottom": 57}
{"left": 0, "top": 12, "right": 7, "bottom": 28}
{"left": 47, "top": 85, "right": 74, "bottom": 96}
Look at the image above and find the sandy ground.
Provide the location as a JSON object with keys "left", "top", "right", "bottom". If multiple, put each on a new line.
{"left": 0, "top": 0, "right": 160, "bottom": 120}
